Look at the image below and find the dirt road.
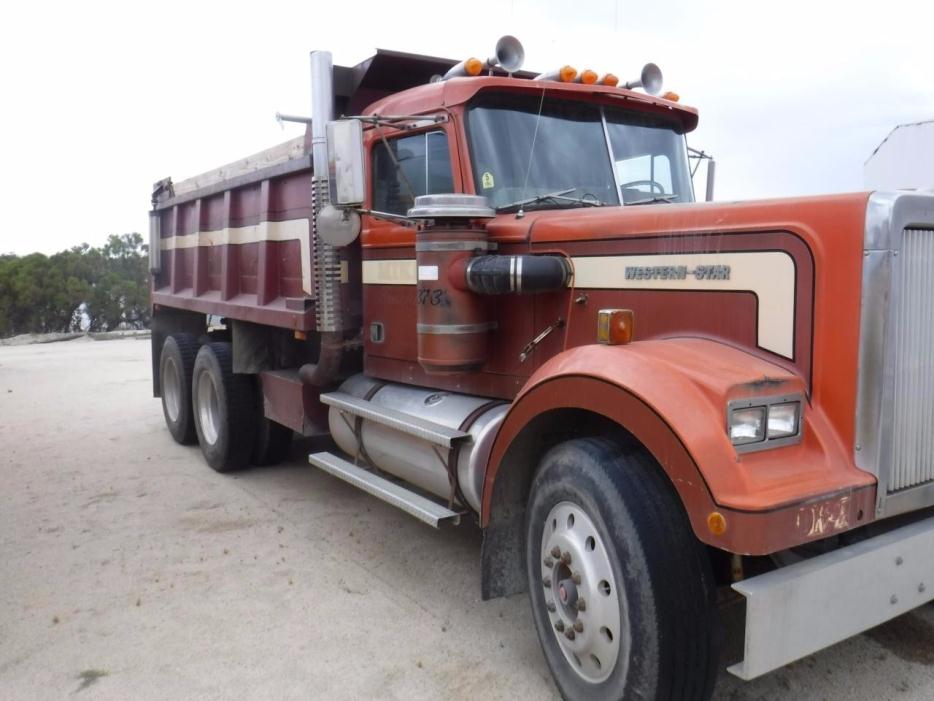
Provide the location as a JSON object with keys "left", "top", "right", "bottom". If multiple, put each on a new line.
{"left": 2, "top": 338, "right": 933, "bottom": 699}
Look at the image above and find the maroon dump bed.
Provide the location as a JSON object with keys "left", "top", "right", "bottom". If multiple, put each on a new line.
{"left": 150, "top": 134, "right": 320, "bottom": 330}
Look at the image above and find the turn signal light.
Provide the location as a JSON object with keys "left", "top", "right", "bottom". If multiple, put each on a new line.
{"left": 578, "top": 69, "right": 598, "bottom": 84}
{"left": 599, "top": 73, "right": 619, "bottom": 86}
{"left": 661, "top": 90, "right": 680, "bottom": 102}
{"left": 707, "top": 512, "right": 728, "bottom": 536}
{"left": 464, "top": 57, "right": 484, "bottom": 76}
{"left": 597, "top": 309, "right": 634, "bottom": 345}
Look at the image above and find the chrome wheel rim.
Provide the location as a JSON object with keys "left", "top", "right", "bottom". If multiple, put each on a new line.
{"left": 163, "top": 356, "right": 182, "bottom": 423}
{"left": 195, "top": 370, "right": 220, "bottom": 445}
{"left": 540, "top": 501, "right": 625, "bottom": 684}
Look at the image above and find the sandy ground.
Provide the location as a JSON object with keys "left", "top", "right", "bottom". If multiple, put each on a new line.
{"left": 1, "top": 337, "right": 934, "bottom": 700}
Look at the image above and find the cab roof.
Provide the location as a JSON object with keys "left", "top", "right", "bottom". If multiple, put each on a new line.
{"left": 336, "top": 50, "right": 698, "bottom": 133}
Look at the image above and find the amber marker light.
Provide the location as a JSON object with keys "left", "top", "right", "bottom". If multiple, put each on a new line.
{"left": 464, "top": 57, "right": 484, "bottom": 76}
{"left": 596, "top": 309, "right": 634, "bottom": 345}
{"left": 707, "top": 512, "right": 728, "bottom": 536}
{"left": 661, "top": 90, "right": 680, "bottom": 102}
{"left": 559, "top": 65, "right": 577, "bottom": 82}
{"left": 599, "top": 73, "right": 619, "bottom": 86}
{"left": 579, "top": 69, "right": 598, "bottom": 84}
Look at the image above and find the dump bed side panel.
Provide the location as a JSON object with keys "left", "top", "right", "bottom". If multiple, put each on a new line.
{"left": 151, "top": 154, "right": 319, "bottom": 331}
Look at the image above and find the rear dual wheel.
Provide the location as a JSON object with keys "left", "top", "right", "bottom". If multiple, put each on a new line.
{"left": 192, "top": 342, "right": 256, "bottom": 472}
{"left": 189, "top": 342, "right": 294, "bottom": 471}
{"left": 160, "top": 334, "right": 199, "bottom": 445}
{"left": 526, "top": 438, "right": 720, "bottom": 701}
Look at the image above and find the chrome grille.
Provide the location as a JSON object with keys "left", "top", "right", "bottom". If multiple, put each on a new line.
{"left": 890, "top": 228, "right": 934, "bottom": 491}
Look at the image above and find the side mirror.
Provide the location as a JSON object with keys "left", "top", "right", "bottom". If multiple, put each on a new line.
{"left": 148, "top": 210, "right": 162, "bottom": 272}
{"left": 326, "top": 119, "right": 365, "bottom": 207}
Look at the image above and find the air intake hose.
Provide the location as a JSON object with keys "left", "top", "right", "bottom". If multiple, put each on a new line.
{"left": 464, "top": 255, "right": 571, "bottom": 295}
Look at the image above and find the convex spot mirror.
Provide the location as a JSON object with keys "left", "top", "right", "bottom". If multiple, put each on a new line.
{"left": 317, "top": 204, "right": 361, "bottom": 246}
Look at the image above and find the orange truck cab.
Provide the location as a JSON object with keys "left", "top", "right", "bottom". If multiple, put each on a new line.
{"left": 149, "top": 37, "right": 934, "bottom": 700}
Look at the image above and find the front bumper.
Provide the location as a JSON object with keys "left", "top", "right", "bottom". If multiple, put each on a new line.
{"left": 729, "top": 513, "right": 934, "bottom": 680}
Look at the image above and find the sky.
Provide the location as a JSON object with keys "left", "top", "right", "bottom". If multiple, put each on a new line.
{"left": 1, "top": 0, "right": 932, "bottom": 255}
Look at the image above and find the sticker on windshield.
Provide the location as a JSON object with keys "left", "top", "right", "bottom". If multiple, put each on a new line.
{"left": 481, "top": 172, "right": 495, "bottom": 189}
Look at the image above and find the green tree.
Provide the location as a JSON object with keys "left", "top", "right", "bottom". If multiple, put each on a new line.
{"left": 0, "top": 233, "right": 150, "bottom": 337}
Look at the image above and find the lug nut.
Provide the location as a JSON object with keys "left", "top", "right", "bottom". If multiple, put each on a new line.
{"left": 543, "top": 577, "right": 552, "bottom": 588}
{"left": 573, "top": 621, "right": 584, "bottom": 633}
{"left": 572, "top": 573, "right": 581, "bottom": 585}
{"left": 551, "top": 546, "right": 561, "bottom": 558}
{"left": 565, "top": 628, "right": 576, "bottom": 640}
{"left": 546, "top": 602, "right": 556, "bottom": 613}
{"left": 543, "top": 557, "right": 554, "bottom": 567}
{"left": 577, "top": 597, "right": 586, "bottom": 612}
{"left": 561, "top": 551, "right": 572, "bottom": 566}
{"left": 555, "top": 621, "right": 565, "bottom": 632}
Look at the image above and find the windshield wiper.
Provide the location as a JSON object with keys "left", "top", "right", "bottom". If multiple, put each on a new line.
{"left": 625, "top": 194, "right": 679, "bottom": 206}
{"left": 496, "top": 188, "right": 604, "bottom": 213}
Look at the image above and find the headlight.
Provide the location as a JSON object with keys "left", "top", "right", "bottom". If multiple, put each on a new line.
{"left": 767, "top": 402, "right": 800, "bottom": 438}
{"left": 727, "top": 395, "right": 803, "bottom": 452}
{"left": 729, "top": 406, "right": 766, "bottom": 445}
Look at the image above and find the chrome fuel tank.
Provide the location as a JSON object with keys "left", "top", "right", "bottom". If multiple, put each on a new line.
{"left": 328, "top": 375, "right": 507, "bottom": 511}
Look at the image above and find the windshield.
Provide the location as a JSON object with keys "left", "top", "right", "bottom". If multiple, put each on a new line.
{"left": 466, "top": 92, "right": 693, "bottom": 210}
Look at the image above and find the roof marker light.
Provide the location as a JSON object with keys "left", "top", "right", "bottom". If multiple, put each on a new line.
{"left": 465, "top": 57, "right": 484, "bottom": 76}
{"left": 534, "top": 65, "right": 578, "bottom": 82}
{"left": 577, "top": 69, "right": 598, "bottom": 85}
{"left": 661, "top": 90, "right": 680, "bottom": 102}
{"left": 599, "top": 73, "right": 619, "bottom": 87}
{"left": 442, "top": 56, "right": 485, "bottom": 80}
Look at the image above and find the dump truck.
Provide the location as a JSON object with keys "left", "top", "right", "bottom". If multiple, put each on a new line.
{"left": 149, "top": 36, "right": 934, "bottom": 700}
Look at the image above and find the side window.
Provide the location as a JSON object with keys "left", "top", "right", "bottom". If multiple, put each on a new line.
{"left": 616, "top": 154, "right": 673, "bottom": 198}
{"left": 372, "top": 131, "right": 454, "bottom": 215}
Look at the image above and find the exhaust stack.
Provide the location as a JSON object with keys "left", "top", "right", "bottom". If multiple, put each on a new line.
{"left": 300, "top": 50, "right": 345, "bottom": 387}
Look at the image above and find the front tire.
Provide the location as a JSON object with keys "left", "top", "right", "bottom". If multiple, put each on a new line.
{"left": 525, "top": 438, "right": 719, "bottom": 701}
{"left": 192, "top": 342, "right": 256, "bottom": 472}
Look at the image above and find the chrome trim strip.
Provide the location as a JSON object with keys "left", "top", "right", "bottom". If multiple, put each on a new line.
{"left": 415, "top": 240, "right": 494, "bottom": 252}
{"left": 416, "top": 322, "right": 497, "bottom": 335}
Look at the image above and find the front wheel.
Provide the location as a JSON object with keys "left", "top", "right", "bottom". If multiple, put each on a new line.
{"left": 526, "top": 438, "right": 719, "bottom": 701}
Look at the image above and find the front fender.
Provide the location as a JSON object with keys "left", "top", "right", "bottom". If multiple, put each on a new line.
{"left": 482, "top": 338, "right": 876, "bottom": 554}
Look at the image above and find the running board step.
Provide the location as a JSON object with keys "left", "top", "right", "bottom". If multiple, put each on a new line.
{"left": 308, "top": 452, "right": 462, "bottom": 528}
{"left": 320, "top": 391, "right": 471, "bottom": 448}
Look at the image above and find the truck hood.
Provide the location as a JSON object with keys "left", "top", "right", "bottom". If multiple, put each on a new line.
{"left": 485, "top": 192, "right": 873, "bottom": 246}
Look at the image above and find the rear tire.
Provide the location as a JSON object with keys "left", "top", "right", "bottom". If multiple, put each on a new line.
{"left": 525, "top": 437, "right": 719, "bottom": 701}
{"left": 159, "top": 333, "right": 199, "bottom": 445}
{"left": 251, "top": 380, "right": 293, "bottom": 466}
{"left": 192, "top": 342, "right": 256, "bottom": 472}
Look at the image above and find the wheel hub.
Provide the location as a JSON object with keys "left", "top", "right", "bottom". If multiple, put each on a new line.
{"left": 540, "top": 501, "right": 623, "bottom": 684}
{"left": 558, "top": 577, "right": 577, "bottom": 606}
{"left": 163, "top": 356, "right": 181, "bottom": 422}
{"left": 196, "top": 370, "right": 221, "bottom": 446}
